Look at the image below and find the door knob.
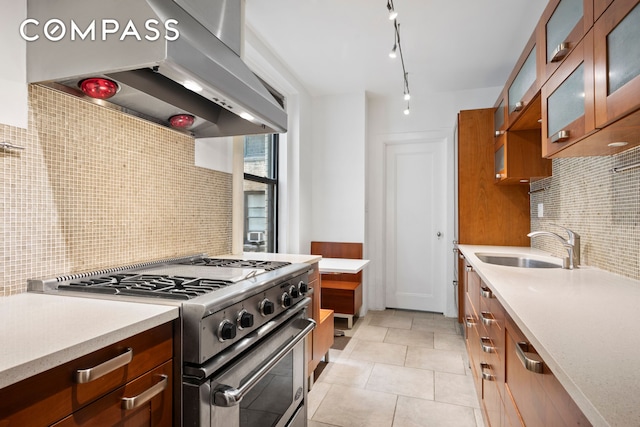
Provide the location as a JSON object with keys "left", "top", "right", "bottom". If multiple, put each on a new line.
{"left": 436, "top": 231, "right": 442, "bottom": 238}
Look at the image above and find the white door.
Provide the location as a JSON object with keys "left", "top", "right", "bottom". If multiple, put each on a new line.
{"left": 385, "top": 139, "right": 447, "bottom": 312}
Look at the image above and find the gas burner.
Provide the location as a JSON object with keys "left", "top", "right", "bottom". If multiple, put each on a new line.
{"left": 58, "top": 273, "right": 232, "bottom": 300}
{"left": 180, "top": 258, "right": 291, "bottom": 271}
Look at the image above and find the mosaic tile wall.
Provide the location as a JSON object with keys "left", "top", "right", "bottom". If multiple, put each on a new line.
{"left": 530, "top": 145, "right": 640, "bottom": 281}
{"left": 1, "top": 85, "right": 232, "bottom": 296}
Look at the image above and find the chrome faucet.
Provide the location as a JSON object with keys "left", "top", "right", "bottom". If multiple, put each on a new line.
{"left": 527, "top": 225, "right": 580, "bottom": 270}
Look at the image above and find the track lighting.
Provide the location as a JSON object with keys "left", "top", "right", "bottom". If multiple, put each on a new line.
{"left": 387, "top": 0, "right": 398, "bottom": 20}
{"left": 386, "top": 7, "right": 412, "bottom": 116}
{"left": 389, "top": 43, "right": 397, "bottom": 58}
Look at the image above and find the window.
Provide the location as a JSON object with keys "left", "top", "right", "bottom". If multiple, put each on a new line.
{"left": 243, "top": 134, "right": 278, "bottom": 252}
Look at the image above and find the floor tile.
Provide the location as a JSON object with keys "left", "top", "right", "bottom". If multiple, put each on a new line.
{"left": 412, "top": 316, "right": 459, "bottom": 334}
{"left": 393, "top": 309, "right": 436, "bottom": 320}
{"left": 393, "top": 396, "right": 478, "bottom": 427}
{"left": 405, "top": 347, "right": 466, "bottom": 375}
{"left": 307, "top": 381, "right": 331, "bottom": 419}
{"left": 308, "top": 421, "right": 340, "bottom": 427}
{"left": 312, "top": 384, "right": 397, "bottom": 427}
{"left": 353, "top": 324, "right": 388, "bottom": 342}
{"left": 435, "top": 371, "right": 480, "bottom": 408}
{"left": 348, "top": 339, "right": 407, "bottom": 366}
{"left": 434, "top": 332, "right": 467, "bottom": 351}
{"left": 365, "top": 363, "right": 434, "bottom": 400}
{"left": 319, "top": 358, "right": 374, "bottom": 388}
{"left": 383, "top": 327, "right": 434, "bottom": 348}
{"left": 369, "top": 314, "right": 413, "bottom": 330}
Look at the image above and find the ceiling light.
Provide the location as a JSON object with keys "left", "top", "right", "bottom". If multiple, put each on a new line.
{"left": 239, "top": 112, "right": 255, "bottom": 121}
{"left": 389, "top": 44, "right": 397, "bottom": 58}
{"left": 608, "top": 141, "right": 628, "bottom": 147}
{"left": 387, "top": 0, "right": 397, "bottom": 20}
{"left": 183, "top": 80, "right": 203, "bottom": 92}
{"left": 403, "top": 102, "right": 410, "bottom": 115}
{"left": 404, "top": 92, "right": 411, "bottom": 101}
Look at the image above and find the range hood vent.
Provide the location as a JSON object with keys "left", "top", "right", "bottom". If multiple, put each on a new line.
{"left": 26, "top": 0, "right": 287, "bottom": 138}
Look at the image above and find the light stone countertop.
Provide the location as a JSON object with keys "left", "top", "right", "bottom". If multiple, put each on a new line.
{"left": 218, "top": 252, "right": 322, "bottom": 264}
{"left": 459, "top": 245, "right": 640, "bottom": 427}
{"left": 0, "top": 293, "right": 179, "bottom": 389}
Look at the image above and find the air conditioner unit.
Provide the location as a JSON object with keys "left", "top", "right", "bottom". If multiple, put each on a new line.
{"left": 247, "top": 231, "right": 265, "bottom": 243}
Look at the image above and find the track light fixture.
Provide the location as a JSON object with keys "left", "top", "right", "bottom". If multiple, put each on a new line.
{"left": 387, "top": 2, "right": 411, "bottom": 115}
{"left": 387, "top": 0, "right": 398, "bottom": 20}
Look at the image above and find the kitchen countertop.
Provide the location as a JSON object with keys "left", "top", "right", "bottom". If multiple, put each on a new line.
{"left": 459, "top": 245, "right": 640, "bottom": 427}
{"left": 0, "top": 293, "right": 179, "bottom": 390}
{"left": 219, "top": 252, "right": 322, "bottom": 264}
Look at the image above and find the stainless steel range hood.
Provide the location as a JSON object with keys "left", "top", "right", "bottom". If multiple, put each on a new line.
{"left": 26, "top": 0, "right": 287, "bottom": 137}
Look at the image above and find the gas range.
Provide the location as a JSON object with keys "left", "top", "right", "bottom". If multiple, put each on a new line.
{"left": 28, "top": 254, "right": 315, "bottom": 427}
{"left": 28, "top": 254, "right": 312, "bottom": 364}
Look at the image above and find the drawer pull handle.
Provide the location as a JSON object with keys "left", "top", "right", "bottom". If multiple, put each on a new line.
{"left": 551, "top": 130, "right": 570, "bottom": 143}
{"left": 480, "top": 362, "right": 495, "bottom": 381}
{"left": 515, "top": 341, "right": 544, "bottom": 374}
{"left": 550, "top": 42, "right": 571, "bottom": 62}
{"left": 481, "top": 337, "right": 495, "bottom": 353}
{"left": 481, "top": 312, "right": 496, "bottom": 326}
{"left": 514, "top": 101, "right": 524, "bottom": 112}
{"left": 121, "top": 374, "right": 168, "bottom": 410}
{"left": 465, "top": 316, "right": 476, "bottom": 328}
{"left": 480, "top": 287, "right": 494, "bottom": 299}
{"left": 75, "top": 347, "right": 133, "bottom": 383}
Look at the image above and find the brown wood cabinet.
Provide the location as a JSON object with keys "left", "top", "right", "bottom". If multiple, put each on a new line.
{"left": 594, "top": 0, "right": 640, "bottom": 128}
{"left": 306, "top": 261, "right": 334, "bottom": 382}
{"left": 506, "top": 32, "right": 540, "bottom": 129}
{"left": 457, "top": 108, "right": 531, "bottom": 322}
{"left": 0, "top": 322, "right": 174, "bottom": 427}
{"left": 494, "top": 127, "right": 552, "bottom": 184}
{"left": 463, "top": 260, "right": 591, "bottom": 427}
{"left": 505, "top": 315, "right": 591, "bottom": 427}
{"left": 541, "top": 30, "right": 596, "bottom": 157}
{"left": 537, "top": 0, "right": 594, "bottom": 83}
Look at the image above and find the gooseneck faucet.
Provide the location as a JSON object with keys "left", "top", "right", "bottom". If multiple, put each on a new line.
{"left": 527, "top": 225, "right": 580, "bottom": 270}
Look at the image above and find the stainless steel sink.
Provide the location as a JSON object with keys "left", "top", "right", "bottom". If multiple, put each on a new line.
{"left": 475, "top": 253, "right": 561, "bottom": 269}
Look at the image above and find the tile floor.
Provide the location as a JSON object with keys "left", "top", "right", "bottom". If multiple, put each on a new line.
{"left": 307, "top": 309, "right": 485, "bottom": 427}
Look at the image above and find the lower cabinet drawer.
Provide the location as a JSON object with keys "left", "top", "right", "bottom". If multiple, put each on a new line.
{"left": 52, "top": 360, "right": 173, "bottom": 427}
{"left": 0, "top": 322, "right": 173, "bottom": 426}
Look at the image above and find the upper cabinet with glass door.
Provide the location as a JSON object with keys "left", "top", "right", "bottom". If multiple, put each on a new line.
{"left": 594, "top": 0, "right": 640, "bottom": 127}
{"left": 538, "top": 0, "right": 594, "bottom": 83}
{"left": 506, "top": 32, "right": 540, "bottom": 128}
{"left": 541, "top": 31, "right": 596, "bottom": 157}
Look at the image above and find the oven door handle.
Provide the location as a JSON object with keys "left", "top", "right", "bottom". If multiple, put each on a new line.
{"left": 212, "top": 318, "right": 316, "bottom": 407}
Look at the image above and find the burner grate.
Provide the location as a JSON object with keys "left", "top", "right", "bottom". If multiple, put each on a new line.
{"left": 180, "top": 258, "right": 291, "bottom": 271}
{"left": 58, "top": 273, "right": 233, "bottom": 300}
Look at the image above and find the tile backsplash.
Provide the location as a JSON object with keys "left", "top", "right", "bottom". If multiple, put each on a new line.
{"left": 1, "top": 85, "right": 232, "bottom": 296}
{"left": 530, "top": 145, "right": 640, "bottom": 281}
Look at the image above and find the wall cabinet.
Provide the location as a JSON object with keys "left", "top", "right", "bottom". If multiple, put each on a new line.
{"left": 541, "top": 31, "right": 596, "bottom": 157}
{"left": 594, "top": 0, "right": 640, "bottom": 127}
{"left": 494, "top": 127, "right": 552, "bottom": 184}
{"left": 537, "top": 0, "right": 594, "bottom": 83}
{"left": 0, "top": 322, "right": 174, "bottom": 426}
{"left": 506, "top": 32, "right": 540, "bottom": 128}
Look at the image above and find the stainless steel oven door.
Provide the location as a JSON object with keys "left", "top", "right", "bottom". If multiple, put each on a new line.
{"left": 184, "top": 303, "right": 315, "bottom": 427}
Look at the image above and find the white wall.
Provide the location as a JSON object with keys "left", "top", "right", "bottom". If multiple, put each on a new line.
{"left": 0, "top": 0, "right": 28, "bottom": 128}
{"left": 310, "top": 93, "right": 366, "bottom": 244}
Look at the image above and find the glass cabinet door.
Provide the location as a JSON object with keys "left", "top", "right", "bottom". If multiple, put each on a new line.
{"left": 594, "top": 0, "right": 640, "bottom": 127}
{"left": 494, "top": 93, "right": 507, "bottom": 137}
{"left": 538, "top": 0, "right": 593, "bottom": 82}
{"left": 541, "top": 31, "right": 595, "bottom": 157}
{"left": 508, "top": 46, "right": 537, "bottom": 115}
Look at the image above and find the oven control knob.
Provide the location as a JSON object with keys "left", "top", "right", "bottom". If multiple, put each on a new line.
{"left": 281, "top": 292, "right": 292, "bottom": 308}
{"left": 237, "top": 310, "right": 254, "bottom": 329}
{"left": 298, "top": 281, "right": 308, "bottom": 295}
{"left": 217, "top": 320, "right": 237, "bottom": 342}
{"left": 259, "top": 299, "right": 275, "bottom": 316}
{"left": 289, "top": 285, "right": 300, "bottom": 298}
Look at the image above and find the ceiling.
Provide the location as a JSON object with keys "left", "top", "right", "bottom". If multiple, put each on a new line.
{"left": 245, "top": 0, "right": 549, "bottom": 99}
